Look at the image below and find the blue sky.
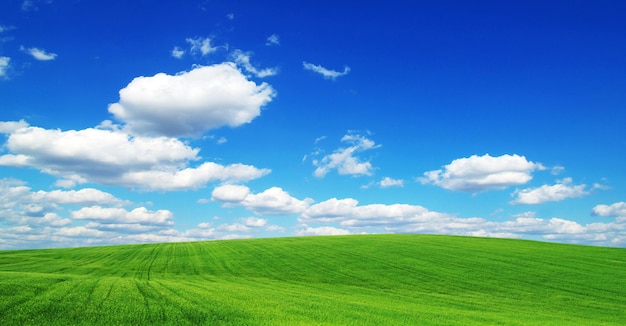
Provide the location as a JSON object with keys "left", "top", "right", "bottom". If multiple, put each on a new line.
{"left": 1, "top": 0, "right": 625, "bottom": 249}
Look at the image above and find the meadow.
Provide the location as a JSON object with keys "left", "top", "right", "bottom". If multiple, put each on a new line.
{"left": 1, "top": 234, "right": 625, "bottom": 325}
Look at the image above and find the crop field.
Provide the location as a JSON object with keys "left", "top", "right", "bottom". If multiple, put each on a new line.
{"left": 1, "top": 234, "right": 625, "bottom": 325}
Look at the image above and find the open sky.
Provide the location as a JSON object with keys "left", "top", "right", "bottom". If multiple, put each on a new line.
{"left": 1, "top": 0, "right": 625, "bottom": 249}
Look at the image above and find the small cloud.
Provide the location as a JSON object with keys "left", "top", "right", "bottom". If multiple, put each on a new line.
{"left": 216, "top": 137, "right": 227, "bottom": 145}
{"left": 171, "top": 46, "right": 185, "bottom": 59}
{"left": 551, "top": 165, "right": 565, "bottom": 175}
{"left": 227, "top": 13, "right": 234, "bottom": 20}
{"left": 196, "top": 198, "right": 210, "bottom": 204}
{"left": 380, "top": 177, "right": 404, "bottom": 188}
{"left": 303, "top": 61, "right": 350, "bottom": 80}
{"left": 21, "top": 46, "right": 57, "bottom": 61}
{"left": 266, "top": 34, "right": 280, "bottom": 46}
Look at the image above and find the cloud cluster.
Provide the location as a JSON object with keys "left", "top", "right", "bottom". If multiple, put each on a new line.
{"left": 0, "top": 120, "right": 270, "bottom": 191}
{"left": 312, "top": 132, "right": 380, "bottom": 178}
{"left": 421, "top": 154, "right": 544, "bottom": 192}
{"left": 303, "top": 62, "right": 350, "bottom": 80}
{"left": 0, "top": 178, "right": 289, "bottom": 249}
{"left": 108, "top": 63, "right": 276, "bottom": 137}
{"left": 296, "top": 196, "right": 626, "bottom": 246}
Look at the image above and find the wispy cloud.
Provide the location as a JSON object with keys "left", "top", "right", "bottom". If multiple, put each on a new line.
{"left": 21, "top": 46, "right": 57, "bottom": 61}
{"left": 232, "top": 50, "right": 278, "bottom": 77}
{"left": 0, "top": 57, "right": 10, "bottom": 78}
{"left": 303, "top": 61, "right": 350, "bottom": 80}
{"left": 266, "top": 34, "right": 280, "bottom": 46}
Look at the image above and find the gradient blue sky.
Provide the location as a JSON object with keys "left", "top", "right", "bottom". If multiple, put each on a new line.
{"left": 1, "top": 0, "right": 625, "bottom": 249}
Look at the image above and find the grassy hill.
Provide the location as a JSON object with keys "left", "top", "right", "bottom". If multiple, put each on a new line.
{"left": 1, "top": 234, "right": 625, "bottom": 325}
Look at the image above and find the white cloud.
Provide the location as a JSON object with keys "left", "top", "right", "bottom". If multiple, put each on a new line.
{"left": 241, "top": 187, "right": 312, "bottom": 215}
{"left": 0, "top": 56, "right": 10, "bottom": 78}
{"left": 593, "top": 202, "right": 626, "bottom": 218}
{"left": 296, "top": 226, "right": 350, "bottom": 236}
{"left": 511, "top": 178, "right": 589, "bottom": 205}
{"left": 186, "top": 37, "right": 219, "bottom": 56}
{"left": 217, "top": 223, "right": 251, "bottom": 232}
{"left": 22, "top": 46, "right": 57, "bottom": 61}
{"left": 303, "top": 61, "right": 350, "bottom": 80}
{"left": 0, "top": 123, "right": 270, "bottom": 190}
{"left": 211, "top": 184, "right": 250, "bottom": 203}
{"left": 232, "top": 50, "right": 278, "bottom": 77}
{"left": 33, "top": 188, "right": 127, "bottom": 206}
{"left": 297, "top": 197, "right": 626, "bottom": 246}
{"left": 242, "top": 217, "right": 267, "bottom": 227}
{"left": 312, "top": 132, "right": 379, "bottom": 178}
{"left": 420, "top": 154, "right": 544, "bottom": 192}
{"left": 108, "top": 63, "right": 276, "bottom": 137}
{"left": 266, "top": 34, "right": 280, "bottom": 46}
{"left": 266, "top": 225, "right": 285, "bottom": 232}
{"left": 171, "top": 46, "right": 185, "bottom": 59}
{"left": 71, "top": 206, "right": 173, "bottom": 226}
{"left": 380, "top": 177, "right": 404, "bottom": 188}
{"left": 212, "top": 184, "right": 312, "bottom": 215}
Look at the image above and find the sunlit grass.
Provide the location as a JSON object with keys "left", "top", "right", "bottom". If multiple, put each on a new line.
{"left": 1, "top": 234, "right": 625, "bottom": 325}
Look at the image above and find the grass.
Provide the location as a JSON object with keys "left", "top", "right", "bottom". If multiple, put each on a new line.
{"left": 1, "top": 234, "right": 625, "bottom": 325}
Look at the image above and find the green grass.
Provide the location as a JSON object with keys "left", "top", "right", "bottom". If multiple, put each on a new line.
{"left": 1, "top": 234, "right": 625, "bottom": 325}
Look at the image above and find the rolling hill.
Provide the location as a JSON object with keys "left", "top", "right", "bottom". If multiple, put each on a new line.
{"left": 1, "top": 234, "right": 625, "bottom": 325}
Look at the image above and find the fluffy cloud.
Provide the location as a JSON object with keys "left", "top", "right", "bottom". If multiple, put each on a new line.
{"left": 232, "top": 50, "right": 278, "bottom": 77}
{"left": 0, "top": 56, "right": 10, "bottom": 78}
{"left": 212, "top": 185, "right": 312, "bottom": 215}
{"left": 511, "top": 178, "right": 589, "bottom": 204}
{"left": 303, "top": 62, "right": 350, "bottom": 80}
{"left": 211, "top": 184, "right": 250, "bottom": 203}
{"left": 312, "top": 132, "right": 379, "bottom": 178}
{"left": 420, "top": 154, "right": 544, "bottom": 192}
{"left": 108, "top": 63, "right": 275, "bottom": 137}
{"left": 72, "top": 206, "right": 173, "bottom": 226}
{"left": 21, "top": 46, "right": 57, "bottom": 61}
{"left": 0, "top": 120, "right": 28, "bottom": 133}
{"left": 0, "top": 123, "right": 270, "bottom": 190}
{"left": 593, "top": 202, "right": 626, "bottom": 218}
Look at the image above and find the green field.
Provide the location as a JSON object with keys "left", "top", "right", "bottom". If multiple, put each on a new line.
{"left": 1, "top": 234, "right": 625, "bottom": 325}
